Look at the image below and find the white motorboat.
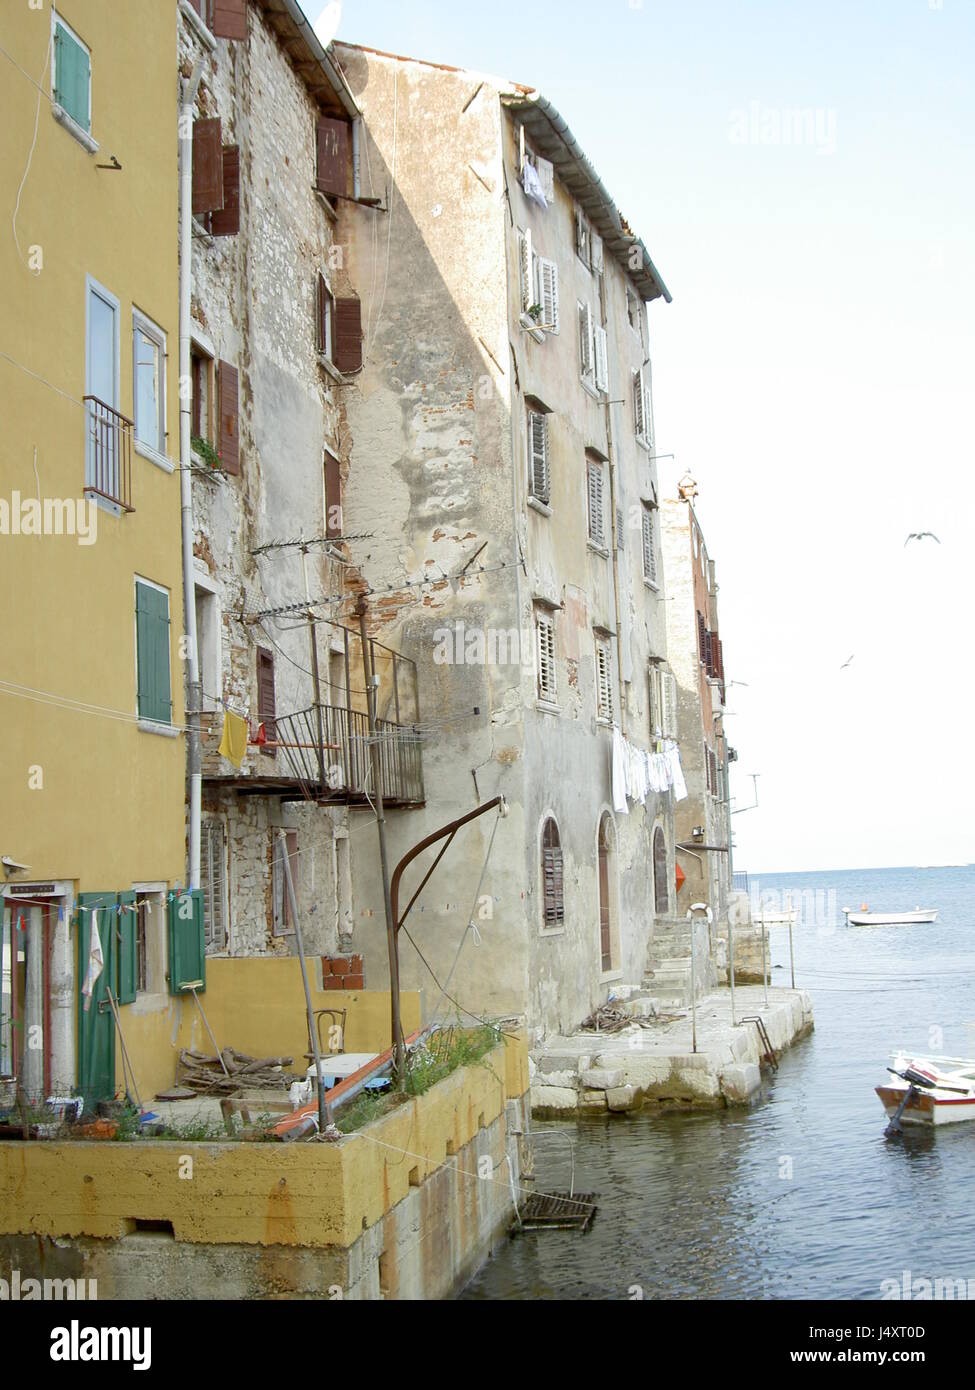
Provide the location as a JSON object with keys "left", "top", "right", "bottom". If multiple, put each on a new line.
{"left": 843, "top": 905, "right": 937, "bottom": 926}
{"left": 877, "top": 1054, "right": 975, "bottom": 1131}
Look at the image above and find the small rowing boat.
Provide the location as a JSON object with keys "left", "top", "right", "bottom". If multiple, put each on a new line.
{"left": 877, "top": 1054, "right": 975, "bottom": 1132}
{"left": 843, "top": 905, "right": 937, "bottom": 926}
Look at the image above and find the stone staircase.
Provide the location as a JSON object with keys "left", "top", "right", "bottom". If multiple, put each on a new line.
{"left": 643, "top": 916, "right": 721, "bottom": 1008}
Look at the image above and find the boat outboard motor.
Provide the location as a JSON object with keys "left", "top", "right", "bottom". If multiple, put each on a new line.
{"left": 884, "top": 1064, "right": 937, "bottom": 1137}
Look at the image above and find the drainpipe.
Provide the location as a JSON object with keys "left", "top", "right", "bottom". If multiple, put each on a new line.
{"left": 602, "top": 304, "right": 627, "bottom": 737}
{"left": 179, "top": 60, "right": 205, "bottom": 890}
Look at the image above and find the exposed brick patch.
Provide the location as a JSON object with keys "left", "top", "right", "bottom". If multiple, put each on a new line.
{"left": 322, "top": 954, "right": 363, "bottom": 991}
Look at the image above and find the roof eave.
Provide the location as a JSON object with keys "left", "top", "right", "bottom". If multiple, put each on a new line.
{"left": 502, "top": 92, "right": 671, "bottom": 305}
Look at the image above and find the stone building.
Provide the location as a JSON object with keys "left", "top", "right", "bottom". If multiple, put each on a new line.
{"left": 659, "top": 480, "right": 734, "bottom": 930}
{"left": 179, "top": 1, "right": 422, "bottom": 969}
{"left": 330, "top": 43, "right": 684, "bottom": 1037}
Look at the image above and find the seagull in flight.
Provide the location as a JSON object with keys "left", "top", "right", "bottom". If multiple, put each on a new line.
{"left": 904, "top": 531, "right": 940, "bottom": 546}
{"left": 840, "top": 655, "right": 854, "bottom": 670}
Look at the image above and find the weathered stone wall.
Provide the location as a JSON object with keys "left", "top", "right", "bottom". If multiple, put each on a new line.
{"left": 333, "top": 43, "right": 677, "bottom": 1039}
{"left": 180, "top": 6, "right": 351, "bottom": 954}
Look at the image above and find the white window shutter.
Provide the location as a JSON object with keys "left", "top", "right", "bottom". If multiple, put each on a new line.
{"left": 643, "top": 371, "right": 653, "bottom": 447}
{"left": 649, "top": 667, "right": 662, "bottom": 738}
{"left": 634, "top": 367, "right": 646, "bottom": 437}
{"left": 642, "top": 505, "right": 657, "bottom": 584}
{"left": 579, "top": 302, "right": 593, "bottom": 377}
{"left": 537, "top": 612, "right": 556, "bottom": 701}
{"left": 535, "top": 155, "right": 554, "bottom": 203}
{"left": 596, "top": 640, "right": 613, "bottom": 720}
{"left": 519, "top": 228, "right": 534, "bottom": 312}
{"left": 591, "top": 230, "right": 604, "bottom": 274}
{"left": 593, "top": 324, "right": 608, "bottom": 392}
{"left": 538, "top": 257, "right": 560, "bottom": 333}
{"left": 661, "top": 672, "right": 678, "bottom": 740}
{"left": 587, "top": 461, "right": 605, "bottom": 547}
{"left": 529, "top": 410, "right": 550, "bottom": 504}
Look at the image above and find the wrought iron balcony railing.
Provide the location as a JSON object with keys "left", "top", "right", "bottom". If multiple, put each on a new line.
{"left": 270, "top": 704, "right": 424, "bottom": 807}
{"left": 84, "top": 395, "right": 134, "bottom": 512}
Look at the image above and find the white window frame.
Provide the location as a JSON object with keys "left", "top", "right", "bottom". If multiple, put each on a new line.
{"left": 595, "top": 635, "right": 614, "bottom": 722}
{"left": 194, "top": 570, "right": 222, "bottom": 712}
{"left": 578, "top": 300, "right": 594, "bottom": 382}
{"left": 129, "top": 883, "right": 168, "bottom": 1007}
{"left": 575, "top": 207, "right": 592, "bottom": 268}
{"left": 51, "top": 12, "right": 98, "bottom": 152}
{"left": 535, "top": 607, "right": 558, "bottom": 706}
{"left": 132, "top": 308, "right": 171, "bottom": 471}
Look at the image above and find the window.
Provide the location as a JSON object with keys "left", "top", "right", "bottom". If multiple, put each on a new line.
{"left": 135, "top": 901, "right": 149, "bottom": 994}
{"left": 595, "top": 636, "right": 613, "bottom": 722}
{"left": 575, "top": 208, "right": 591, "bottom": 267}
{"left": 642, "top": 502, "right": 658, "bottom": 586}
{"left": 634, "top": 366, "right": 652, "bottom": 445}
{"left": 132, "top": 311, "right": 166, "bottom": 462}
{"left": 194, "top": 578, "right": 221, "bottom": 711}
{"left": 535, "top": 607, "right": 557, "bottom": 703}
{"left": 191, "top": 344, "right": 213, "bottom": 445}
{"left": 135, "top": 579, "right": 172, "bottom": 725}
{"left": 626, "top": 286, "right": 640, "bottom": 330}
{"left": 85, "top": 277, "right": 123, "bottom": 504}
{"left": 697, "top": 611, "right": 707, "bottom": 665}
{"left": 527, "top": 407, "right": 550, "bottom": 507}
{"left": 52, "top": 15, "right": 92, "bottom": 137}
{"left": 518, "top": 227, "right": 537, "bottom": 314}
{"left": 541, "top": 818, "right": 564, "bottom": 928}
{"left": 653, "top": 827, "right": 669, "bottom": 915}
{"left": 518, "top": 230, "right": 559, "bottom": 334}
{"left": 587, "top": 456, "right": 606, "bottom": 548}
{"left": 317, "top": 274, "right": 334, "bottom": 360}
{"left": 257, "top": 648, "right": 276, "bottom": 756}
{"left": 201, "top": 820, "right": 228, "bottom": 952}
{"left": 538, "top": 257, "right": 560, "bottom": 333}
{"left": 578, "top": 301, "right": 594, "bottom": 381}
{"left": 273, "top": 831, "right": 299, "bottom": 936}
{"left": 593, "top": 324, "right": 608, "bottom": 393}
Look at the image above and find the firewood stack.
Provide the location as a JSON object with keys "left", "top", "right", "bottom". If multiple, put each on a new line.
{"left": 176, "top": 1047, "right": 299, "bottom": 1095}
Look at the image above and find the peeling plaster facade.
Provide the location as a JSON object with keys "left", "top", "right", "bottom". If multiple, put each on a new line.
{"left": 333, "top": 44, "right": 681, "bottom": 1038}
{"left": 660, "top": 495, "right": 734, "bottom": 926}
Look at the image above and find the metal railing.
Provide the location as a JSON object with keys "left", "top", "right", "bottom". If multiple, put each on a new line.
{"left": 274, "top": 704, "right": 424, "bottom": 805}
{"left": 83, "top": 395, "right": 134, "bottom": 512}
{"left": 732, "top": 871, "right": 749, "bottom": 892}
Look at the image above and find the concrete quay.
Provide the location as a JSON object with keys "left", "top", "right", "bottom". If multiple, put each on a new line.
{"left": 530, "top": 985, "right": 814, "bottom": 1117}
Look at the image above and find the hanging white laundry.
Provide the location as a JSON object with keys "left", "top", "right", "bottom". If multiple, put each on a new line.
{"left": 522, "top": 159, "right": 548, "bottom": 209}
{"left": 611, "top": 727, "right": 629, "bottom": 813}
{"left": 81, "top": 909, "right": 104, "bottom": 1012}
{"left": 668, "top": 745, "right": 688, "bottom": 802}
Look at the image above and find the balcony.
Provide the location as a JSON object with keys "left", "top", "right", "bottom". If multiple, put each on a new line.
{"left": 84, "top": 395, "right": 134, "bottom": 512}
{"left": 202, "top": 622, "right": 424, "bottom": 807}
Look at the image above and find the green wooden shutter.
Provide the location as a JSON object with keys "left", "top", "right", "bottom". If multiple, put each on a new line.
{"left": 136, "top": 581, "right": 172, "bottom": 723}
{"left": 116, "top": 890, "right": 138, "bottom": 1005}
{"left": 54, "top": 24, "right": 90, "bottom": 133}
{"left": 76, "top": 892, "right": 117, "bottom": 1105}
{"left": 168, "top": 890, "right": 206, "bottom": 994}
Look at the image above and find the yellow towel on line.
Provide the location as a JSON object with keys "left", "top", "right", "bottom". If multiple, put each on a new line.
{"left": 218, "top": 710, "right": 248, "bottom": 769}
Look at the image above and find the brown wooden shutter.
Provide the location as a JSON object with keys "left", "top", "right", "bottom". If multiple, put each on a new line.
{"left": 210, "top": 146, "right": 239, "bottom": 236}
{"left": 316, "top": 116, "right": 349, "bottom": 198}
{"left": 324, "top": 450, "right": 342, "bottom": 538}
{"left": 334, "top": 298, "right": 362, "bottom": 373}
{"left": 697, "top": 612, "right": 706, "bottom": 663}
{"left": 211, "top": 0, "right": 248, "bottom": 40}
{"left": 316, "top": 273, "right": 330, "bottom": 354}
{"left": 257, "top": 649, "right": 276, "bottom": 756}
{"left": 217, "top": 361, "right": 239, "bottom": 474}
{"left": 705, "top": 629, "right": 713, "bottom": 677}
{"left": 192, "top": 118, "right": 223, "bottom": 216}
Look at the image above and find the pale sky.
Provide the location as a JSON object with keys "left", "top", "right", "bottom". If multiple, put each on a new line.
{"left": 309, "top": 1, "right": 975, "bottom": 873}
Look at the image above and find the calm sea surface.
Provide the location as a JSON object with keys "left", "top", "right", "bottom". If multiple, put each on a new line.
{"left": 463, "top": 865, "right": 975, "bottom": 1300}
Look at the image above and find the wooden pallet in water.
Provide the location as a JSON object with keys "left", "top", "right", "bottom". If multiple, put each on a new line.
{"left": 513, "top": 1191, "right": 598, "bottom": 1234}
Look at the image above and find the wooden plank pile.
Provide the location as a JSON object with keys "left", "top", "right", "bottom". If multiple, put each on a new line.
{"left": 175, "top": 1047, "right": 299, "bottom": 1096}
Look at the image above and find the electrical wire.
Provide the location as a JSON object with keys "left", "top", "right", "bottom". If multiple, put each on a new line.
{"left": 9, "top": 23, "right": 53, "bottom": 274}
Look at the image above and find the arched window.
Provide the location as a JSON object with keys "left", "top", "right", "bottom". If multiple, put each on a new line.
{"left": 541, "top": 818, "right": 564, "bottom": 927}
{"left": 598, "top": 813, "right": 616, "bottom": 971}
{"left": 653, "top": 826, "right": 669, "bottom": 915}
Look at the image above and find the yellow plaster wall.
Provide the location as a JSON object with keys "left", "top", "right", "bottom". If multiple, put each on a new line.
{"left": 0, "top": 1038, "right": 530, "bottom": 1250}
{"left": 114, "top": 957, "right": 422, "bottom": 1100}
{"left": 0, "top": 0, "right": 184, "bottom": 891}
